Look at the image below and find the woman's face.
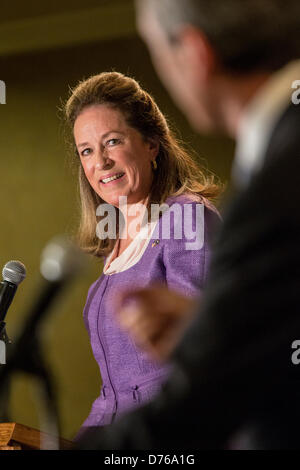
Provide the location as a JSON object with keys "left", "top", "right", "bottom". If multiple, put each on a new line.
{"left": 74, "top": 104, "right": 159, "bottom": 207}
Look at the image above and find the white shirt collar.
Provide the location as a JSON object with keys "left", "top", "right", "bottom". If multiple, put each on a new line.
{"left": 233, "top": 60, "right": 300, "bottom": 188}
{"left": 103, "top": 218, "right": 158, "bottom": 275}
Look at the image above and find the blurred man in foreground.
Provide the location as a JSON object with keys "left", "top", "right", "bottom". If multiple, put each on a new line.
{"left": 79, "top": 0, "right": 300, "bottom": 449}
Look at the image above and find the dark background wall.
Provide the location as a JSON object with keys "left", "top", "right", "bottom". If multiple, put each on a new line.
{"left": 0, "top": 1, "right": 234, "bottom": 439}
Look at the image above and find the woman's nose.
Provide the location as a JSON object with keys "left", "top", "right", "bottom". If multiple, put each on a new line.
{"left": 95, "top": 150, "right": 111, "bottom": 170}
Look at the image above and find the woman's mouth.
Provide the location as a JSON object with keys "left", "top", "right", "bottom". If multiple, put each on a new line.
{"left": 100, "top": 172, "right": 125, "bottom": 185}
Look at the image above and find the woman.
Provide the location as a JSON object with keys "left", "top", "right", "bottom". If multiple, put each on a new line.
{"left": 64, "top": 72, "right": 220, "bottom": 436}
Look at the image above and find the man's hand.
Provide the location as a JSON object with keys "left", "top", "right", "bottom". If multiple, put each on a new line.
{"left": 116, "top": 285, "right": 197, "bottom": 362}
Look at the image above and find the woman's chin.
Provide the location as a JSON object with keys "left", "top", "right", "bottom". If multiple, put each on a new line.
{"left": 104, "top": 194, "right": 129, "bottom": 208}
{"left": 99, "top": 190, "right": 147, "bottom": 208}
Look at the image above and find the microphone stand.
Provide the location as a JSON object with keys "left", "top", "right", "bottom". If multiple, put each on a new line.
{"left": 0, "top": 322, "right": 12, "bottom": 422}
{"left": 0, "top": 280, "right": 67, "bottom": 449}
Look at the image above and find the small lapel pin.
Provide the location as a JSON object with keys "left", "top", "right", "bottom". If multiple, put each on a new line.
{"left": 152, "top": 239, "right": 160, "bottom": 248}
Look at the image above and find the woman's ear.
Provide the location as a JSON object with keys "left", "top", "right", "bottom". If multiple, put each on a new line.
{"left": 147, "top": 137, "right": 160, "bottom": 159}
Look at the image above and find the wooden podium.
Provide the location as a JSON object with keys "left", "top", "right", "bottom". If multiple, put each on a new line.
{"left": 0, "top": 423, "right": 73, "bottom": 450}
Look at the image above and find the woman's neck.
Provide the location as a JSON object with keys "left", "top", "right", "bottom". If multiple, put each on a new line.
{"left": 118, "top": 197, "right": 149, "bottom": 242}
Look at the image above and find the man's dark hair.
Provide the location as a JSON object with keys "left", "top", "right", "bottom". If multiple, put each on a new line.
{"left": 144, "top": 0, "right": 300, "bottom": 73}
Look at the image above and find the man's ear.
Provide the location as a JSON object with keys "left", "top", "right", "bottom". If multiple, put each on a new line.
{"left": 175, "top": 26, "right": 218, "bottom": 84}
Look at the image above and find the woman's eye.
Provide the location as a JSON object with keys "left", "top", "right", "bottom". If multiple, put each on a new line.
{"left": 106, "top": 138, "right": 120, "bottom": 147}
{"left": 81, "top": 148, "right": 92, "bottom": 157}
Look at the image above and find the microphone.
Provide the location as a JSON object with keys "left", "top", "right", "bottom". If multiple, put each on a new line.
{"left": 31, "top": 235, "right": 86, "bottom": 325}
{"left": 40, "top": 235, "right": 85, "bottom": 283}
{"left": 7, "top": 236, "right": 86, "bottom": 349}
{"left": 0, "top": 260, "right": 26, "bottom": 336}
{"left": 0, "top": 261, "right": 26, "bottom": 417}
{"left": 3, "top": 235, "right": 86, "bottom": 370}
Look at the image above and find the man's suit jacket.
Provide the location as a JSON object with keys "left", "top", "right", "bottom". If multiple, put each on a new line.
{"left": 78, "top": 101, "right": 300, "bottom": 449}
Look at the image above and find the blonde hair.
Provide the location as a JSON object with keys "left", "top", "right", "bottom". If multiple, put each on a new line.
{"left": 64, "top": 71, "right": 220, "bottom": 257}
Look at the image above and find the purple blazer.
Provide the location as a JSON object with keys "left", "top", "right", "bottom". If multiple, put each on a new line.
{"left": 76, "top": 195, "right": 219, "bottom": 436}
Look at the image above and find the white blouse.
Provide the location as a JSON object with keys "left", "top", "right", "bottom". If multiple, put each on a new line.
{"left": 103, "top": 219, "right": 159, "bottom": 275}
